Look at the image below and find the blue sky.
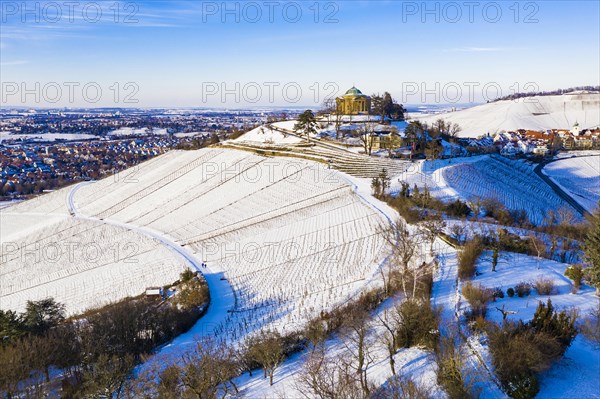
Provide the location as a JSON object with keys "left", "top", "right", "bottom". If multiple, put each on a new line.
{"left": 1, "top": 0, "right": 599, "bottom": 108}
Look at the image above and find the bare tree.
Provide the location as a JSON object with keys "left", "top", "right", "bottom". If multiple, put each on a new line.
{"left": 556, "top": 206, "right": 576, "bottom": 226}
{"left": 380, "top": 220, "right": 422, "bottom": 298}
{"left": 359, "top": 122, "right": 377, "bottom": 155}
{"left": 341, "top": 309, "right": 374, "bottom": 397}
{"left": 296, "top": 346, "right": 368, "bottom": 399}
{"left": 450, "top": 224, "right": 466, "bottom": 245}
{"left": 448, "top": 123, "right": 462, "bottom": 139}
{"left": 483, "top": 230, "right": 508, "bottom": 272}
{"left": 468, "top": 196, "right": 483, "bottom": 219}
{"left": 419, "top": 213, "right": 447, "bottom": 256}
{"left": 334, "top": 111, "right": 344, "bottom": 140}
{"left": 81, "top": 353, "right": 135, "bottom": 399}
{"left": 377, "top": 309, "right": 401, "bottom": 376}
{"left": 245, "top": 330, "right": 285, "bottom": 386}
{"left": 528, "top": 232, "right": 547, "bottom": 269}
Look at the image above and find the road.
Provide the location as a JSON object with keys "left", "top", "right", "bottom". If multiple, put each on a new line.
{"left": 533, "top": 154, "right": 599, "bottom": 218}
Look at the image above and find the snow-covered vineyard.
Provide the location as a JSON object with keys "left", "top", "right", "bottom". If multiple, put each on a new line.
{"left": 416, "top": 92, "right": 600, "bottom": 138}
{"left": 2, "top": 148, "right": 391, "bottom": 338}
{"left": 543, "top": 155, "right": 600, "bottom": 213}
{"left": 387, "top": 155, "right": 582, "bottom": 225}
{"left": 1, "top": 216, "right": 187, "bottom": 314}
{"left": 1, "top": 127, "right": 599, "bottom": 398}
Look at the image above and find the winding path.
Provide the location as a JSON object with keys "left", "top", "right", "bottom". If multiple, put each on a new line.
{"left": 534, "top": 154, "right": 600, "bottom": 218}
{"left": 432, "top": 238, "right": 507, "bottom": 398}
{"left": 67, "top": 182, "right": 236, "bottom": 358}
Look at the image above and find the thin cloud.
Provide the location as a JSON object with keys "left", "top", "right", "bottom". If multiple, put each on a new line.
{"left": 0, "top": 60, "right": 29, "bottom": 66}
{"left": 443, "top": 47, "right": 511, "bottom": 53}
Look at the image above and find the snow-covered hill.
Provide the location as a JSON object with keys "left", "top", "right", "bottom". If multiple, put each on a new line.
{"left": 1, "top": 148, "right": 391, "bottom": 340}
{"left": 0, "top": 215, "right": 188, "bottom": 314}
{"left": 542, "top": 154, "right": 600, "bottom": 212}
{"left": 416, "top": 92, "right": 600, "bottom": 137}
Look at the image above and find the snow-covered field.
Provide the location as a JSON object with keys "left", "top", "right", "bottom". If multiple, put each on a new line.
{"left": 543, "top": 154, "right": 600, "bottom": 212}
{"left": 233, "top": 124, "right": 303, "bottom": 145}
{"left": 0, "top": 132, "right": 97, "bottom": 142}
{"left": 415, "top": 93, "right": 600, "bottom": 137}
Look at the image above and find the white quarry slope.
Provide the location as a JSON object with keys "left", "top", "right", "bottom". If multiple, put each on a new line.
{"left": 416, "top": 93, "right": 600, "bottom": 137}
{"left": 542, "top": 154, "right": 600, "bottom": 212}
{"left": 68, "top": 147, "right": 390, "bottom": 338}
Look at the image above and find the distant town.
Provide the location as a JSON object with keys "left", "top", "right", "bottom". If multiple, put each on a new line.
{"left": 461, "top": 123, "right": 600, "bottom": 156}
{"left": 1, "top": 104, "right": 599, "bottom": 201}
{"left": 0, "top": 108, "right": 301, "bottom": 200}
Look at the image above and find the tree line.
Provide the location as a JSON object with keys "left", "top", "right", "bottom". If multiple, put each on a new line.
{"left": 0, "top": 269, "right": 209, "bottom": 398}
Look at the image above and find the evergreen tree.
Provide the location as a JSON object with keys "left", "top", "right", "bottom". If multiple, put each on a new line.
{"left": 0, "top": 310, "right": 26, "bottom": 342}
{"left": 379, "top": 169, "right": 390, "bottom": 196}
{"left": 293, "top": 110, "right": 318, "bottom": 141}
{"left": 371, "top": 92, "right": 406, "bottom": 122}
{"left": 583, "top": 206, "right": 600, "bottom": 295}
{"left": 23, "top": 298, "right": 65, "bottom": 336}
{"left": 530, "top": 299, "right": 577, "bottom": 351}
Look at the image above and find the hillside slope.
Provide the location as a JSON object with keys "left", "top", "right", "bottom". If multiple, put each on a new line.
{"left": 542, "top": 154, "right": 600, "bottom": 212}
{"left": 416, "top": 92, "right": 600, "bottom": 137}
{"left": 74, "top": 148, "right": 391, "bottom": 337}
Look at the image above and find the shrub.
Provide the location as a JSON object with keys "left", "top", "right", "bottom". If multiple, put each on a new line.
{"left": 435, "top": 333, "right": 477, "bottom": 399}
{"left": 503, "top": 372, "right": 540, "bottom": 399}
{"left": 581, "top": 302, "right": 600, "bottom": 347}
{"left": 487, "top": 324, "right": 557, "bottom": 399}
{"left": 515, "top": 282, "right": 532, "bottom": 297}
{"left": 445, "top": 199, "right": 471, "bottom": 218}
{"left": 533, "top": 276, "right": 556, "bottom": 296}
{"left": 383, "top": 195, "right": 422, "bottom": 224}
{"left": 507, "top": 287, "right": 515, "bottom": 298}
{"left": 492, "top": 287, "right": 505, "bottom": 300}
{"left": 530, "top": 299, "right": 578, "bottom": 350}
{"left": 458, "top": 237, "right": 484, "bottom": 280}
{"left": 487, "top": 299, "right": 578, "bottom": 399}
{"left": 462, "top": 282, "right": 493, "bottom": 319}
{"left": 373, "top": 376, "right": 431, "bottom": 399}
{"left": 471, "top": 315, "right": 488, "bottom": 332}
{"left": 564, "top": 265, "right": 584, "bottom": 293}
{"left": 179, "top": 268, "right": 195, "bottom": 283}
{"left": 176, "top": 277, "right": 210, "bottom": 310}
{"left": 396, "top": 299, "right": 439, "bottom": 349}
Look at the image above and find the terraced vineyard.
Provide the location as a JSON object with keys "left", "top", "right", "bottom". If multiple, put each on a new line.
{"left": 2, "top": 147, "right": 390, "bottom": 338}
{"left": 227, "top": 140, "right": 410, "bottom": 179}
{"left": 543, "top": 155, "right": 600, "bottom": 212}
{"left": 0, "top": 216, "right": 187, "bottom": 314}
{"left": 441, "top": 155, "right": 577, "bottom": 224}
